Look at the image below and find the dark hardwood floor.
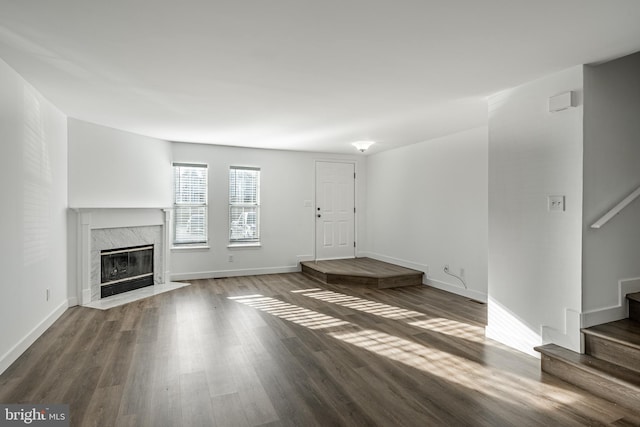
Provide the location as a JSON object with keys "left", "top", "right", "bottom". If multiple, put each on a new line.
{"left": 2, "top": 273, "right": 640, "bottom": 426}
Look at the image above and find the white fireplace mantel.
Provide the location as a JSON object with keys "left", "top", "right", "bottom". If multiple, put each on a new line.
{"left": 72, "top": 207, "right": 172, "bottom": 305}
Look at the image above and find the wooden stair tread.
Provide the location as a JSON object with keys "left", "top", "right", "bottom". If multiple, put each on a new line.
{"left": 627, "top": 292, "right": 640, "bottom": 303}
{"left": 538, "top": 297, "right": 640, "bottom": 411}
{"left": 582, "top": 319, "right": 640, "bottom": 350}
{"left": 535, "top": 343, "right": 640, "bottom": 388}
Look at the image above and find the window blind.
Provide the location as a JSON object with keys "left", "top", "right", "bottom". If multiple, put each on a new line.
{"left": 229, "top": 167, "right": 260, "bottom": 242}
{"left": 173, "top": 163, "right": 208, "bottom": 244}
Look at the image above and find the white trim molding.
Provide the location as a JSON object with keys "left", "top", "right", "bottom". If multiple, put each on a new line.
{"left": 427, "top": 278, "right": 488, "bottom": 304}
{"left": 358, "top": 251, "right": 429, "bottom": 275}
{"left": 79, "top": 212, "right": 92, "bottom": 305}
{"left": 72, "top": 207, "right": 169, "bottom": 305}
{"left": 582, "top": 277, "right": 640, "bottom": 328}
{"left": 170, "top": 265, "right": 300, "bottom": 281}
{"left": 360, "top": 251, "right": 488, "bottom": 303}
{"left": 296, "top": 254, "right": 315, "bottom": 263}
{"left": 163, "top": 209, "right": 172, "bottom": 284}
{"left": 541, "top": 308, "right": 582, "bottom": 353}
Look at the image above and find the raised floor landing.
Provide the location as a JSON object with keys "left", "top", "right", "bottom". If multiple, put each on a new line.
{"left": 301, "top": 257, "right": 423, "bottom": 289}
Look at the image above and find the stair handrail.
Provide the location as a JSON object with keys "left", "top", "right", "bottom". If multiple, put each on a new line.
{"left": 591, "top": 185, "right": 640, "bottom": 229}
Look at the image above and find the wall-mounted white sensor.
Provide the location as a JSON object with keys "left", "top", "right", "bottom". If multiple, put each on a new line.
{"left": 549, "top": 91, "right": 576, "bottom": 113}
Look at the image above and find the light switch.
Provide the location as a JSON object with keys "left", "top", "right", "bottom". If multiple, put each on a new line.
{"left": 548, "top": 195, "right": 565, "bottom": 212}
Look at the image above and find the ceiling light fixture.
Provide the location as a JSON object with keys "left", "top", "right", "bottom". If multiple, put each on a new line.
{"left": 352, "top": 140, "right": 375, "bottom": 152}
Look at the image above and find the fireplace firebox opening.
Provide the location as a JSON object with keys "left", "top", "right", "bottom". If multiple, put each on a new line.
{"left": 100, "top": 244, "right": 154, "bottom": 298}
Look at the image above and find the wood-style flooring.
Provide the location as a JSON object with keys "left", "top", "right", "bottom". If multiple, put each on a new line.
{"left": 2, "top": 273, "right": 640, "bottom": 426}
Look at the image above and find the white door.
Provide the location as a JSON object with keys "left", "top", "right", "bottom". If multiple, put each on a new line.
{"left": 315, "top": 161, "right": 355, "bottom": 260}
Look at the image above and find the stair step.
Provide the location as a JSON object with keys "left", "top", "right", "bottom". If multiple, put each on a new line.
{"left": 583, "top": 319, "right": 640, "bottom": 349}
{"left": 628, "top": 293, "right": 640, "bottom": 322}
{"left": 582, "top": 319, "right": 640, "bottom": 373}
{"left": 535, "top": 343, "right": 640, "bottom": 411}
{"left": 627, "top": 292, "right": 640, "bottom": 303}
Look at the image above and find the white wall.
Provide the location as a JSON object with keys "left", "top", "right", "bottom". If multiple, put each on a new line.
{"left": 66, "top": 120, "right": 173, "bottom": 304}
{"left": 68, "top": 119, "right": 172, "bottom": 208}
{"left": 0, "top": 59, "right": 69, "bottom": 374}
{"left": 487, "top": 66, "right": 584, "bottom": 355}
{"left": 582, "top": 52, "right": 640, "bottom": 321}
{"left": 363, "top": 127, "right": 488, "bottom": 302}
{"left": 171, "top": 142, "right": 365, "bottom": 279}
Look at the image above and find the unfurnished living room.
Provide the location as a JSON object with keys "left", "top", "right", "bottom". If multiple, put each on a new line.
{"left": 1, "top": 1, "right": 640, "bottom": 426}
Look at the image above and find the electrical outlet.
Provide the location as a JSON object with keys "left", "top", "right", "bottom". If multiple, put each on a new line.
{"left": 548, "top": 195, "right": 565, "bottom": 212}
{"left": 228, "top": 255, "right": 234, "bottom": 262}
{"left": 460, "top": 268, "right": 465, "bottom": 278}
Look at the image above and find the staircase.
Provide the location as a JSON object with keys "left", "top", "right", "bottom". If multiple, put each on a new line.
{"left": 535, "top": 293, "right": 640, "bottom": 411}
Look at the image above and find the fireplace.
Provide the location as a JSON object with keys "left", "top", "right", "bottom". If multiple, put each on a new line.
{"left": 100, "top": 244, "right": 154, "bottom": 298}
{"left": 73, "top": 208, "right": 170, "bottom": 305}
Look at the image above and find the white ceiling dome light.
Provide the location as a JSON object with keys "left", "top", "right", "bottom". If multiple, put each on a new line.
{"left": 352, "top": 140, "right": 375, "bottom": 152}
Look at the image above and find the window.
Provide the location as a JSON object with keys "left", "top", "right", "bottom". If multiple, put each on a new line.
{"left": 229, "top": 166, "right": 260, "bottom": 243}
{"left": 173, "top": 163, "right": 207, "bottom": 245}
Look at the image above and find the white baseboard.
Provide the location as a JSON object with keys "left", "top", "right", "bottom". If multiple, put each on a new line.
{"left": 427, "top": 278, "right": 488, "bottom": 303}
{"left": 170, "top": 265, "right": 300, "bottom": 281}
{"left": 67, "top": 296, "right": 79, "bottom": 307}
{"left": 541, "top": 308, "right": 582, "bottom": 353}
{"left": 82, "top": 289, "right": 92, "bottom": 305}
{"left": 582, "top": 277, "right": 640, "bottom": 328}
{"left": 0, "top": 300, "right": 69, "bottom": 375}
{"left": 360, "top": 251, "right": 487, "bottom": 303}
{"left": 359, "top": 251, "right": 430, "bottom": 275}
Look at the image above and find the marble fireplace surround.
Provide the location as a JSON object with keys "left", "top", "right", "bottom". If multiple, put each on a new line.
{"left": 73, "top": 207, "right": 171, "bottom": 305}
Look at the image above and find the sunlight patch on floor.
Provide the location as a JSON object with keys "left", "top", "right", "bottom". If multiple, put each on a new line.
{"left": 300, "top": 290, "right": 424, "bottom": 320}
{"left": 328, "top": 327, "right": 577, "bottom": 410}
{"left": 229, "top": 293, "right": 581, "bottom": 410}
{"left": 408, "top": 318, "right": 485, "bottom": 343}
{"left": 298, "top": 289, "right": 485, "bottom": 343}
{"left": 228, "top": 295, "right": 349, "bottom": 330}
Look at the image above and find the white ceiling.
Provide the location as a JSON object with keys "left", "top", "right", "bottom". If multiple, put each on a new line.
{"left": 1, "top": 1, "right": 640, "bottom": 155}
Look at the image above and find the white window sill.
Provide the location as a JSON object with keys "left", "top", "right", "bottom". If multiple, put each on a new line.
{"left": 172, "top": 244, "right": 210, "bottom": 251}
{"left": 227, "top": 242, "right": 262, "bottom": 249}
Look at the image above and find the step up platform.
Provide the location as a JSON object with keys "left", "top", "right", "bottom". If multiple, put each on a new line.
{"left": 536, "top": 343, "right": 640, "bottom": 411}
{"left": 301, "top": 257, "right": 423, "bottom": 289}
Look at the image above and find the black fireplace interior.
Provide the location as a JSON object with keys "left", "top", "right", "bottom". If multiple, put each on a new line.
{"left": 101, "top": 244, "right": 154, "bottom": 298}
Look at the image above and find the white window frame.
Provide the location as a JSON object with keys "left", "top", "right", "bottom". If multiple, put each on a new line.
{"left": 229, "top": 166, "right": 260, "bottom": 245}
{"left": 173, "top": 162, "right": 208, "bottom": 247}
